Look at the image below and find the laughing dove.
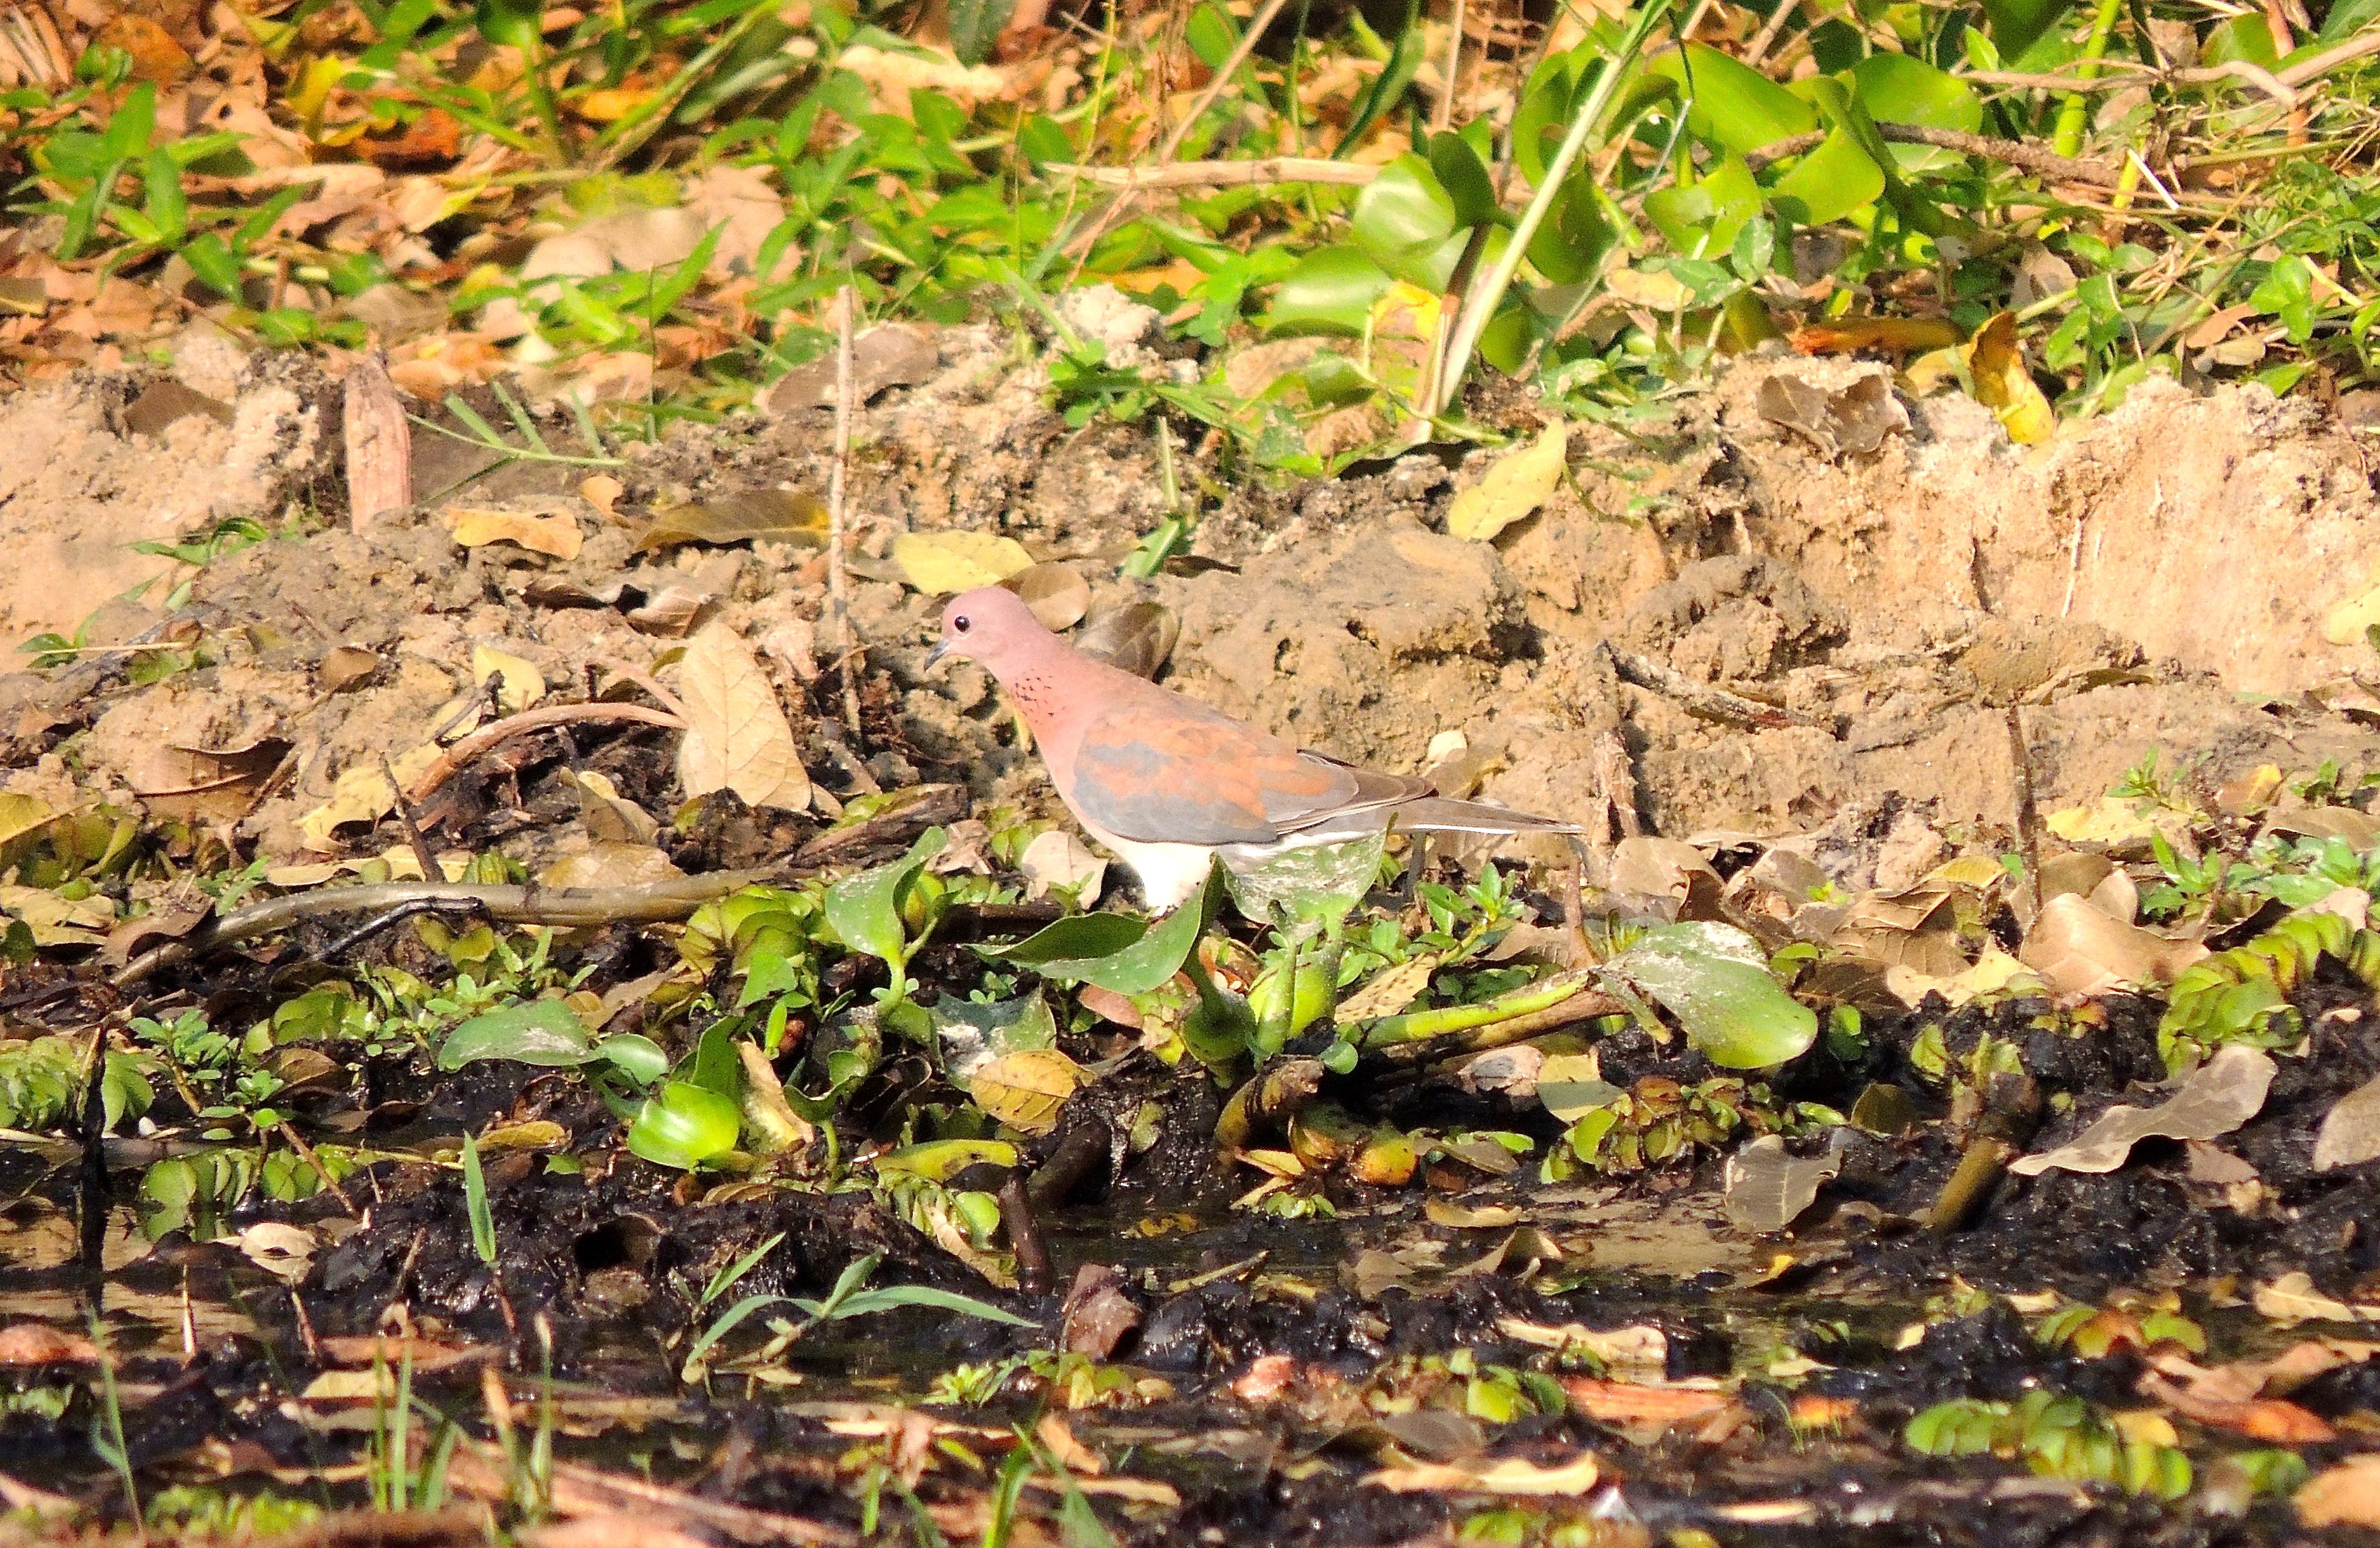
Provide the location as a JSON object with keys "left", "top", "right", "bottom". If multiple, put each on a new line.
{"left": 927, "top": 586, "right": 1579, "bottom": 910}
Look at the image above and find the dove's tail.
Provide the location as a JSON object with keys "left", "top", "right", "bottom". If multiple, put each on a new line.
{"left": 1389, "top": 797, "right": 1584, "bottom": 837}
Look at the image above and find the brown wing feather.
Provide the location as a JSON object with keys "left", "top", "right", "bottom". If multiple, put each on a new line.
{"left": 1068, "top": 691, "right": 1425, "bottom": 845}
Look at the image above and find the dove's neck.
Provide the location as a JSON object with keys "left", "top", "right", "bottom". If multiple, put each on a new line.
{"left": 986, "top": 633, "right": 1097, "bottom": 745}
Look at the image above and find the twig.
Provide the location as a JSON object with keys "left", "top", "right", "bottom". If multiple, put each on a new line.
{"left": 1049, "top": 157, "right": 1380, "bottom": 188}
{"left": 111, "top": 874, "right": 766, "bottom": 990}
{"left": 1604, "top": 644, "right": 1832, "bottom": 733}
{"left": 1435, "top": 0, "right": 1467, "bottom": 133}
{"left": 1746, "top": 123, "right": 2117, "bottom": 183}
{"left": 276, "top": 1122, "right": 358, "bottom": 1214}
{"left": 1961, "top": 60, "right": 2299, "bottom": 106}
{"left": 382, "top": 755, "right": 442, "bottom": 884}
{"left": 342, "top": 353, "right": 412, "bottom": 535}
{"left": 2006, "top": 707, "right": 2043, "bottom": 927}
{"left": 405, "top": 703, "right": 684, "bottom": 804}
{"left": 1742, "top": 0, "right": 1803, "bottom": 67}
{"left": 997, "top": 1173, "right": 1050, "bottom": 1293}
{"left": 826, "top": 285, "right": 865, "bottom": 741}
{"left": 593, "top": 656, "right": 688, "bottom": 721}
{"left": 2278, "top": 26, "right": 2380, "bottom": 86}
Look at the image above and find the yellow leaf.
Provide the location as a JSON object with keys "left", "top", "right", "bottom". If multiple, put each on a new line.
{"left": 296, "top": 764, "right": 399, "bottom": 852}
{"left": 2044, "top": 796, "right": 2193, "bottom": 847}
{"left": 2323, "top": 580, "right": 2380, "bottom": 646}
{"left": 573, "top": 86, "right": 657, "bottom": 122}
{"left": 1367, "top": 280, "right": 1443, "bottom": 404}
{"left": 1364, "top": 1451, "right": 1602, "bottom": 1495}
{"left": 445, "top": 505, "right": 584, "bottom": 560}
{"left": 0, "top": 793, "right": 55, "bottom": 855}
{"left": 1605, "top": 265, "right": 1695, "bottom": 310}
{"left": 969, "top": 1049, "right": 1083, "bottom": 1135}
{"left": 469, "top": 644, "right": 544, "bottom": 714}
{"left": 674, "top": 621, "right": 811, "bottom": 811}
{"left": 1961, "top": 312, "right": 2056, "bottom": 446}
{"left": 1447, "top": 419, "right": 1569, "bottom": 542}
{"left": 0, "top": 885, "right": 116, "bottom": 946}
{"left": 891, "top": 531, "right": 1034, "bottom": 594}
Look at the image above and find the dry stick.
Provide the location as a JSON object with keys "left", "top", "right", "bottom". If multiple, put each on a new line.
{"left": 826, "top": 285, "right": 865, "bottom": 741}
{"left": 276, "top": 1121, "right": 357, "bottom": 1214}
{"left": 111, "top": 874, "right": 765, "bottom": 991}
{"left": 2278, "top": 26, "right": 2380, "bottom": 85}
{"left": 1603, "top": 645, "right": 1831, "bottom": 733}
{"left": 404, "top": 703, "right": 684, "bottom": 805}
{"left": 342, "top": 353, "right": 412, "bottom": 535}
{"left": 1964, "top": 61, "right": 2299, "bottom": 106}
{"left": 1746, "top": 123, "right": 2117, "bottom": 183}
{"left": 1741, "top": 0, "right": 1804, "bottom": 68}
{"left": 1052, "top": 156, "right": 1380, "bottom": 188}
{"left": 1435, "top": 0, "right": 1467, "bottom": 133}
{"left": 2005, "top": 706, "right": 2044, "bottom": 928}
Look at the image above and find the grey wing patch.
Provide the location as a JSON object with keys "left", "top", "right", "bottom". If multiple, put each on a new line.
{"left": 1262, "top": 752, "right": 1428, "bottom": 835}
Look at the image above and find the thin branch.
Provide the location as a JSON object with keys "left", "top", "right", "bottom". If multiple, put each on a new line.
{"left": 2277, "top": 26, "right": 2380, "bottom": 86}
{"left": 405, "top": 703, "right": 684, "bottom": 804}
{"left": 827, "top": 285, "right": 865, "bottom": 740}
{"left": 1604, "top": 644, "right": 1833, "bottom": 733}
{"left": 1049, "top": 157, "right": 1381, "bottom": 188}
{"left": 111, "top": 873, "right": 768, "bottom": 990}
{"left": 1746, "top": 122, "right": 2119, "bottom": 183}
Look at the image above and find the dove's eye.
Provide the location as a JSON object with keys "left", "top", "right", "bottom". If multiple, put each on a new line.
{"left": 952, "top": 616, "right": 972, "bottom": 633}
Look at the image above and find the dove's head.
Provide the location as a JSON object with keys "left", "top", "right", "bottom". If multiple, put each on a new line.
{"left": 925, "top": 584, "right": 1050, "bottom": 677}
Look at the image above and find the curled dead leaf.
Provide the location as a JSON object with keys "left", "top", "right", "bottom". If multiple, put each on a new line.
{"left": 2010, "top": 1045, "right": 2275, "bottom": 1177}
{"left": 1073, "top": 601, "right": 1177, "bottom": 680}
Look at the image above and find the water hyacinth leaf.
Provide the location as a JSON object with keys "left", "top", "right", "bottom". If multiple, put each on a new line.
{"left": 1603, "top": 922, "right": 1818, "bottom": 1069}
{"left": 1645, "top": 155, "right": 1759, "bottom": 258}
{"left": 595, "top": 1033, "right": 669, "bottom": 1087}
{"left": 438, "top": 999, "right": 594, "bottom": 1070}
{"left": 1981, "top": 0, "right": 2073, "bottom": 61}
{"left": 1766, "top": 126, "right": 1886, "bottom": 228}
{"left": 991, "top": 912, "right": 1148, "bottom": 971}
{"left": 1264, "top": 246, "right": 1394, "bottom": 335}
{"left": 627, "top": 1081, "right": 743, "bottom": 1169}
{"left": 932, "top": 992, "right": 1060, "bottom": 1082}
{"left": 1426, "top": 132, "right": 1499, "bottom": 229}
{"left": 1224, "top": 831, "right": 1386, "bottom": 926}
{"left": 825, "top": 827, "right": 947, "bottom": 971}
{"left": 1848, "top": 54, "right": 1980, "bottom": 176}
{"left": 876, "top": 1138, "right": 1021, "bottom": 1180}
{"left": 1353, "top": 157, "right": 1467, "bottom": 290}
{"left": 1000, "top": 862, "right": 1226, "bottom": 993}
{"left": 1527, "top": 178, "right": 1623, "bottom": 286}
{"left": 1659, "top": 44, "right": 1815, "bottom": 154}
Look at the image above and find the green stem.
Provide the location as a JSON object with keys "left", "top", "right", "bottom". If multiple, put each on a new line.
{"left": 1430, "top": 0, "right": 1671, "bottom": 417}
{"left": 2051, "top": 0, "right": 2124, "bottom": 160}
{"left": 1360, "top": 967, "right": 1600, "bottom": 1047}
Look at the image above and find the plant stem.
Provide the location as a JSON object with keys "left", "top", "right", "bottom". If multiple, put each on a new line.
{"left": 1431, "top": 0, "right": 1671, "bottom": 416}
{"left": 2051, "top": 0, "right": 2125, "bottom": 159}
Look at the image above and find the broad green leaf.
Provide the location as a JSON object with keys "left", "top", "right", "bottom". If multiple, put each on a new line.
{"left": 1224, "top": 831, "right": 1385, "bottom": 926}
{"left": 931, "top": 992, "right": 1059, "bottom": 1081}
{"left": 824, "top": 827, "right": 947, "bottom": 970}
{"left": 595, "top": 1034, "right": 669, "bottom": 1087}
{"left": 1427, "top": 131, "right": 1499, "bottom": 228}
{"left": 1980, "top": 0, "right": 2071, "bottom": 62}
{"left": 438, "top": 1000, "right": 593, "bottom": 1070}
{"left": 1263, "top": 245, "right": 1393, "bottom": 335}
{"left": 474, "top": 0, "right": 543, "bottom": 52}
{"left": 1352, "top": 156, "right": 1460, "bottom": 288}
{"left": 1604, "top": 922, "right": 1817, "bottom": 1069}
{"left": 948, "top": 0, "right": 1014, "bottom": 64}
{"left": 1645, "top": 154, "right": 1759, "bottom": 258}
{"left": 1527, "top": 177, "right": 1622, "bottom": 286}
{"left": 1849, "top": 54, "right": 1980, "bottom": 131}
{"left": 2200, "top": 12, "right": 2280, "bottom": 67}
{"left": 1766, "top": 126, "right": 1885, "bottom": 228}
{"left": 1184, "top": 1, "right": 1238, "bottom": 69}
{"left": 627, "top": 1081, "right": 743, "bottom": 1169}
{"left": 99, "top": 83, "right": 156, "bottom": 160}
{"left": 1659, "top": 44, "right": 1813, "bottom": 155}
{"left": 993, "top": 864, "right": 1223, "bottom": 993}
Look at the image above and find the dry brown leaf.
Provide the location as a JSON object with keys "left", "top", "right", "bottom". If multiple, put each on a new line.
{"left": 236, "top": 1222, "right": 319, "bottom": 1284}
{"left": 2136, "top": 1372, "right": 2334, "bottom": 1443}
{"left": 2314, "top": 1071, "right": 2380, "bottom": 1171}
{"left": 2297, "top": 1455, "right": 2380, "bottom": 1528}
{"left": 637, "top": 489, "right": 825, "bottom": 551}
{"left": 2010, "top": 1045, "right": 2275, "bottom": 1176}
{"left": 2254, "top": 1272, "right": 2380, "bottom": 1326}
{"left": 540, "top": 843, "right": 685, "bottom": 889}
{"left": 2018, "top": 891, "right": 2203, "bottom": 995}
{"left": 1364, "top": 1450, "right": 1601, "bottom": 1495}
{"left": 674, "top": 621, "right": 810, "bottom": 811}
{"left": 1561, "top": 1376, "right": 1736, "bottom": 1428}
{"left": 0, "top": 1324, "right": 95, "bottom": 1366}
{"left": 1018, "top": 829, "right": 1105, "bottom": 903}
{"left": 470, "top": 644, "right": 545, "bottom": 714}
{"left": 1008, "top": 561, "right": 1092, "bottom": 631}
{"left": 447, "top": 505, "right": 583, "bottom": 560}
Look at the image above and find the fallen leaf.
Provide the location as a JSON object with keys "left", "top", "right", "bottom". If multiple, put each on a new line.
{"left": 0, "top": 1324, "right": 96, "bottom": 1365}
{"left": 1008, "top": 562, "right": 1092, "bottom": 631}
{"left": 2324, "top": 580, "right": 2380, "bottom": 646}
{"left": 320, "top": 646, "right": 383, "bottom": 692}
{"left": 1364, "top": 1451, "right": 1602, "bottom": 1496}
{"left": 470, "top": 644, "right": 545, "bottom": 714}
{"left": 2018, "top": 892, "right": 2204, "bottom": 994}
{"left": 1722, "top": 1131, "right": 1846, "bottom": 1232}
{"left": 2297, "top": 1455, "right": 2380, "bottom": 1528}
{"left": 2255, "top": 1272, "right": 2380, "bottom": 1327}
{"left": 892, "top": 530, "right": 1035, "bottom": 594}
{"left": 768, "top": 324, "right": 940, "bottom": 413}
{"left": 540, "top": 842, "right": 685, "bottom": 889}
{"left": 969, "top": 1048, "right": 1083, "bottom": 1136}
{"left": 1019, "top": 828, "right": 1105, "bottom": 903}
{"left": 1962, "top": 311, "right": 2056, "bottom": 446}
{"left": 637, "top": 489, "right": 825, "bottom": 551}
{"left": 447, "top": 504, "right": 584, "bottom": 560}
{"left": 674, "top": 621, "right": 810, "bottom": 811}
{"left": 2010, "top": 1045, "right": 2275, "bottom": 1176}
{"left": 1497, "top": 1319, "right": 1669, "bottom": 1381}
{"left": 1338, "top": 954, "right": 1438, "bottom": 1021}
{"left": 2136, "top": 1371, "right": 2334, "bottom": 1443}
{"left": 236, "top": 1222, "right": 319, "bottom": 1284}
{"left": 1756, "top": 373, "right": 1907, "bottom": 459}
{"left": 580, "top": 474, "right": 625, "bottom": 521}
{"left": 1073, "top": 601, "right": 1177, "bottom": 679}
{"left": 296, "top": 763, "right": 400, "bottom": 852}
{"left": 0, "top": 885, "right": 118, "bottom": 945}
{"left": 1560, "top": 1377, "right": 1736, "bottom": 1429}
{"left": 1789, "top": 317, "right": 1961, "bottom": 355}
{"left": 1446, "top": 419, "right": 1567, "bottom": 543}
{"left": 2314, "top": 1072, "right": 2380, "bottom": 1171}
{"left": 2044, "top": 796, "right": 2195, "bottom": 847}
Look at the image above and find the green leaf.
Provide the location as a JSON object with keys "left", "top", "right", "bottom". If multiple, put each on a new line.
{"left": 1766, "top": 125, "right": 1886, "bottom": 228}
{"left": 930, "top": 992, "right": 1058, "bottom": 1081}
{"left": 140, "top": 149, "right": 186, "bottom": 246}
{"left": 474, "top": 0, "right": 543, "bottom": 52}
{"left": 1263, "top": 245, "right": 1394, "bottom": 335}
{"left": 1526, "top": 177, "right": 1621, "bottom": 286}
{"left": 993, "top": 864, "right": 1223, "bottom": 994}
{"left": 438, "top": 999, "right": 594, "bottom": 1070}
{"left": 876, "top": 1138, "right": 1022, "bottom": 1179}
{"left": 1223, "top": 831, "right": 1385, "bottom": 927}
{"left": 1426, "top": 131, "right": 1499, "bottom": 229}
{"left": 626, "top": 1081, "right": 743, "bottom": 1169}
{"left": 1980, "top": 0, "right": 2072, "bottom": 62}
{"left": 679, "top": 1290, "right": 796, "bottom": 1373}
{"left": 180, "top": 233, "right": 242, "bottom": 297}
{"left": 1659, "top": 44, "right": 1814, "bottom": 155}
{"left": 1337, "top": 18, "right": 1427, "bottom": 158}
{"left": 1184, "top": 1, "right": 1238, "bottom": 69}
{"left": 1645, "top": 153, "right": 1759, "bottom": 258}
{"left": 1604, "top": 922, "right": 1817, "bottom": 1069}
{"left": 460, "top": 1133, "right": 498, "bottom": 1266}
{"left": 1352, "top": 155, "right": 1462, "bottom": 289}
{"left": 1849, "top": 54, "right": 1980, "bottom": 132}
{"left": 948, "top": 0, "right": 1015, "bottom": 65}
{"left": 595, "top": 1033, "right": 668, "bottom": 1087}
{"left": 806, "top": 1283, "right": 1036, "bottom": 1326}
{"left": 2251, "top": 255, "right": 2316, "bottom": 342}
{"left": 100, "top": 82, "right": 155, "bottom": 159}
{"left": 823, "top": 827, "right": 946, "bottom": 972}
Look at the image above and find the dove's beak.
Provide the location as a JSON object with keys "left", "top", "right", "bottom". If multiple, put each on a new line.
{"left": 923, "top": 637, "right": 952, "bottom": 670}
